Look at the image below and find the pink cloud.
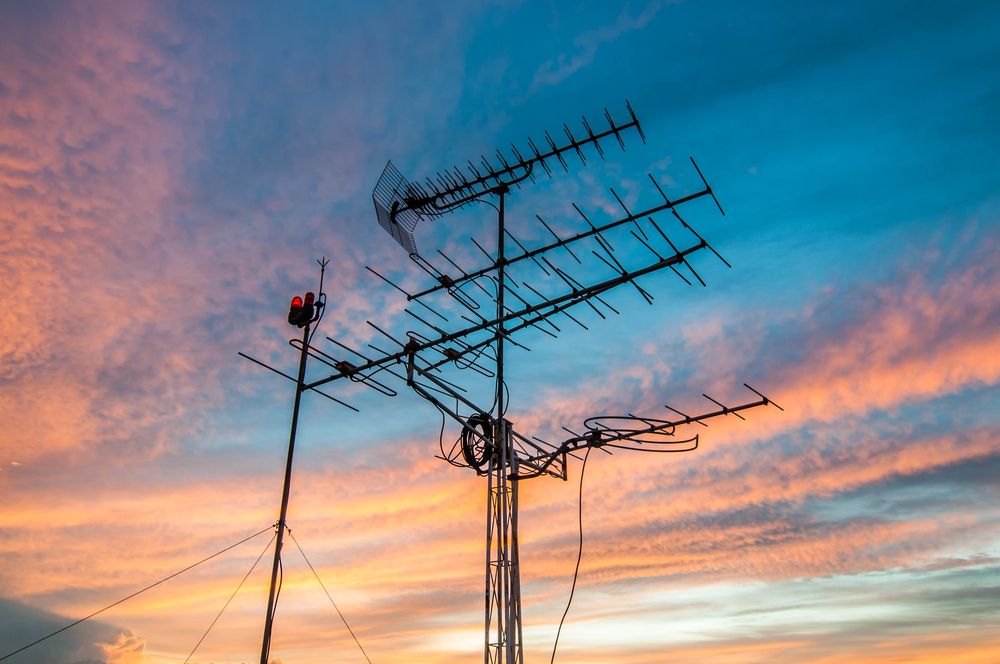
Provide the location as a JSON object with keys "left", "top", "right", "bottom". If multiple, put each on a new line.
{"left": 0, "top": 1, "right": 384, "bottom": 473}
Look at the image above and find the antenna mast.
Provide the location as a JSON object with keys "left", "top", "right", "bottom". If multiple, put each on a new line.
{"left": 242, "top": 259, "right": 332, "bottom": 664}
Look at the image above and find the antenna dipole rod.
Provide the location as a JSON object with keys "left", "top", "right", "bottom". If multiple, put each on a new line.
{"left": 306, "top": 238, "right": 709, "bottom": 392}
{"left": 408, "top": 187, "right": 714, "bottom": 302}
{"left": 401, "top": 105, "right": 643, "bottom": 216}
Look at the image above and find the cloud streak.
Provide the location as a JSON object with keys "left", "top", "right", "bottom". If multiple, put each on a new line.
{"left": 531, "top": 2, "right": 668, "bottom": 91}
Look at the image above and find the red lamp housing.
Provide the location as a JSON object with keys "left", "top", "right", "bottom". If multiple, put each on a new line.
{"left": 288, "top": 296, "right": 304, "bottom": 325}
{"left": 287, "top": 293, "right": 318, "bottom": 328}
{"left": 300, "top": 291, "right": 315, "bottom": 323}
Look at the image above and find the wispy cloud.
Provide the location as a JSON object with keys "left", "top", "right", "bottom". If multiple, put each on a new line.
{"left": 531, "top": 2, "right": 668, "bottom": 91}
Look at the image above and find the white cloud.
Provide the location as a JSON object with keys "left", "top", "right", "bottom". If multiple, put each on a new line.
{"left": 650, "top": 155, "right": 673, "bottom": 170}
{"left": 531, "top": 2, "right": 667, "bottom": 91}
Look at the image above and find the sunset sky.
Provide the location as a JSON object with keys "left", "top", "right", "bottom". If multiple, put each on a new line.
{"left": 2, "top": 1, "right": 1000, "bottom": 663}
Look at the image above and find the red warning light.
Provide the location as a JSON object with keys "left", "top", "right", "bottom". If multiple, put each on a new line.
{"left": 288, "top": 296, "right": 304, "bottom": 326}
{"left": 304, "top": 292, "right": 315, "bottom": 305}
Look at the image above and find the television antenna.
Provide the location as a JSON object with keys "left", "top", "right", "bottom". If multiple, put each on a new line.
{"left": 240, "top": 101, "right": 781, "bottom": 664}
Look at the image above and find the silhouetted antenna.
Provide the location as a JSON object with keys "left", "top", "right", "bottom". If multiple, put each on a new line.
{"left": 243, "top": 104, "right": 781, "bottom": 664}
{"left": 371, "top": 101, "right": 645, "bottom": 255}
{"left": 372, "top": 162, "right": 421, "bottom": 254}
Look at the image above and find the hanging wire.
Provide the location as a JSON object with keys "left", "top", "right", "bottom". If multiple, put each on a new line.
{"left": 0, "top": 525, "right": 273, "bottom": 663}
{"left": 183, "top": 532, "right": 276, "bottom": 663}
{"left": 550, "top": 446, "right": 592, "bottom": 664}
{"left": 435, "top": 402, "right": 452, "bottom": 462}
{"left": 473, "top": 197, "right": 501, "bottom": 213}
{"left": 455, "top": 336, "right": 496, "bottom": 373}
{"left": 287, "top": 529, "right": 374, "bottom": 664}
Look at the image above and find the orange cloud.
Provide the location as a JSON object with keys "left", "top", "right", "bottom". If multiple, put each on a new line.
{"left": 508, "top": 228, "right": 1000, "bottom": 447}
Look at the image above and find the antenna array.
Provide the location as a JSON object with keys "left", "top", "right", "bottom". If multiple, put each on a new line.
{"left": 373, "top": 101, "right": 646, "bottom": 255}
{"left": 242, "top": 101, "right": 780, "bottom": 664}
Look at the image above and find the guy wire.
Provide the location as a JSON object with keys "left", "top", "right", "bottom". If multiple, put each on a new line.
{"left": 0, "top": 525, "right": 273, "bottom": 662}
{"left": 183, "top": 532, "right": 276, "bottom": 663}
{"left": 288, "top": 529, "right": 374, "bottom": 664}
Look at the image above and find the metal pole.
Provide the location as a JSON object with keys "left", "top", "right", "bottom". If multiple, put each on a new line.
{"left": 486, "top": 187, "right": 511, "bottom": 664}
{"left": 511, "top": 452, "right": 523, "bottom": 664}
{"left": 497, "top": 189, "right": 507, "bottom": 664}
{"left": 496, "top": 186, "right": 506, "bottom": 418}
{"left": 500, "top": 420, "right": 510, "bottom": 663}
{"left": 492, "top": 186, "right": 525, "bottom": 664}
{"left": 259, "top": 322, "right": 311, "bottom": 664}
{"left": 485, "top": 460, "right": 495, "bottom": 664}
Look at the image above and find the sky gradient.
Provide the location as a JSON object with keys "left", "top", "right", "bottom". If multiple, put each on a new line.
{"left": 2, "top": 1, "right": 999, "bottom": 663}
